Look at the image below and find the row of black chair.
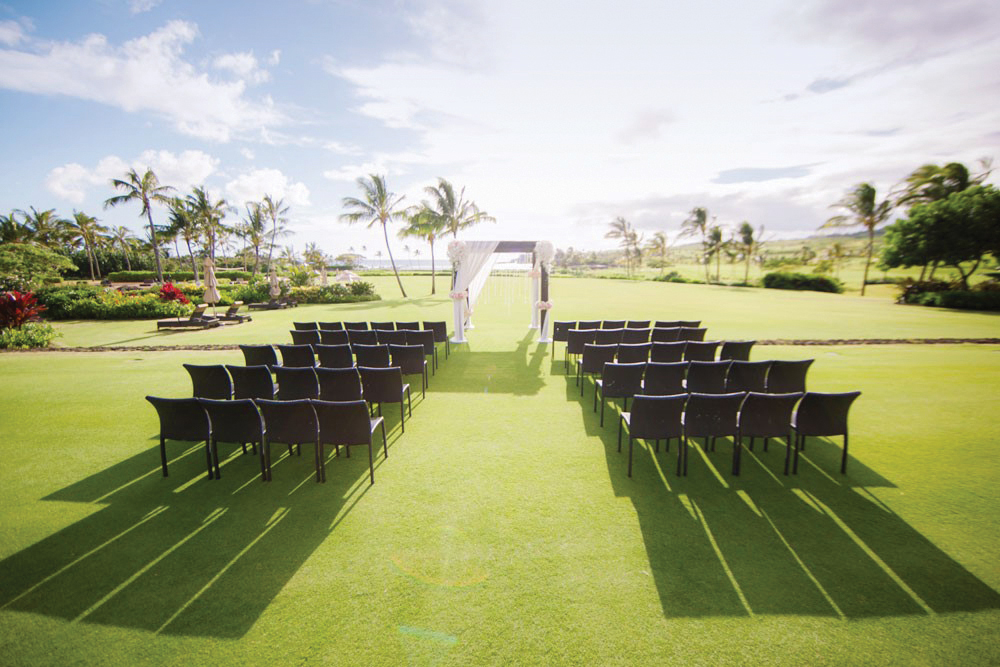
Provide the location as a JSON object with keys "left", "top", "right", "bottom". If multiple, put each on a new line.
{"left": 574, "top": 340, "right": 754, "bottom": 376}
{"left": 146, "top": 396, "right": 387, "bottom": 485}
{"left": 553, "top": 320, "right": 701, "bottom": 334}
{"left": 562, "top": 327, "right": 712, "bottom": 370}
{"left": 617, "top": 391, "right": 861, "bottom": 478}
{"left": 289, "top": 329, "right": 441, "bottom": 370}
{"left": 292, "top": 320, "right": 451, "bottom": 359}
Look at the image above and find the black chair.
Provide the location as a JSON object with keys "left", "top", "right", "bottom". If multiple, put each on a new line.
{"left": 316, "top": 343, "right": 355, "bottom": 369}
{"left": 316, "top": 367, "right": 364, "bottom": 402}
{"left": 576, "top": 320, "right": 601, "bottom": 330}
{"left": 686, "top": 360, "right": 732, "bottom": 394}
{"left": 354, "top": 343, "right": 390, "bottom": 368}
{"left": 226, "top": 364, "right": 277, "bottom": 400}
{"left": 626, "top": 320, "right": 650, "bottom": 329}
{"left": 595, "top": 362, "right": 646, "bottom": 426}
{"left": 183, "top": 363, "right": 233, "bottom": 399}
{"left": 720, "top": 340, "right": 755, "bottom": 361}
{"left": 290, "top": 329, "right": 321, "bottom": 349}
{"left": 293, "top": 321, "right": 318, "bottom": 330}
{"left": 406, "top": 329, "right": 438, "bottom": 373}
{"left": 643, "top": 361, "right": 688, "bottom": 395}
{"left": 370, "top": 321, "right": 395, "bottom": 331}
{"left": 684, "top": 340, "right": 720, "bottom": 362}
{"left": 654, "top": 320, "right": 682, "bottom": 328}
{"left": 277, "top": 343, "right": 316, "bottom": 368}
{"left": 347, "top": 329, "right": 378, "bottom": 346}
{"left": 376, "top": 330, "right": 408, "bottom": 346}
{"left": 726, "top": 360, "right": 772, "bottom": 393}
{"left": 390, "top": 344, "right": 428, "bottom": 397}
{"left": 565, "top": 328, "right": 596, "bottom": 373}
{"left": 621, "top": 328, "right": 650, "bottom": 344}
{"left": 423, "top": 321, "right": 450, "bottom": 359}
{"left": 313, "top": 399, "right": 386, "bottom": 485}
{"left": 595, "top": 328, "right": 624, "bottom": 345}
{"left": 359, "top": 366, "right": 412, "bottom": 433}
{"left": 738, "top": 392, "right": 803, "bottom": 475}
{"left": 552, "top": 321, "right": 575, "bottom": 343}
{"left": 576, "top": 343, "right": 618, "bottom": 396}
{"left": 344, "top": 321, "right": 369, "bottom": 330}
{"left": 145, "top": 396, "right": 213, "bottom": 479}
{"left": 274, "top": 366, "right": 320, "bottom": 400}
{"left": 617, "top": 342, "right": 651, "bottom": 364}
{"left": 395, "top": 321, "right": 420, "bottom": 330}
{"left": 319, "top": 329, "right": 350, "bottom": 345}
{"left": 198, "top": 398, "right": 266, "bottom": 480}
{"left": 792, "top": 391, "right": 862, "bottom": 474}
{"left": 619, "top": 394, "right": 686, "bottom": 478}
{"left": 650, "top": 341, "right": 686, "bottom": 363}
{"left": 601, "top": 319, "right": 626, "bottom": 329}
{"left": 255, "top": 399, "right": 318, "bottom": 481}
{"left": 678, "top": 320, "right": 701, "bottom": 328}
{"left": 767, "top": 359, "right": 814, "bottom": 394}
{"left": 683, "top": 392, "right": 746, "bottom": 475}
{"left": 677, "top": 327, "right": 707, "bottom": 341}
{"left": 240, "top": 344, "right": 280, "bottom": 372}
{"left": 651, "top": 327, "right": 681, "bottom": 342}
{"left": 318, "top": 321, "right": 344, "bottom": 330}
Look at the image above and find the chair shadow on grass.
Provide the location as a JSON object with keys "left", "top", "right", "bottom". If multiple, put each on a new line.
{"left": 564, "top": 376, "right": 1000, "bottom": 619}
{"left": 432, "top": 331, "right": 546, "bottom": 396}
{"left": 0, "top": 423, "right": 398, "bottom": 639}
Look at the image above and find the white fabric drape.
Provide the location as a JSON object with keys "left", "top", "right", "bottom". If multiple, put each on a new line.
{"left": 451, "top": 240, "right": 499, "bottom": 343}
{"left": 530, "top": 253, "right": 541, "bottom": 329}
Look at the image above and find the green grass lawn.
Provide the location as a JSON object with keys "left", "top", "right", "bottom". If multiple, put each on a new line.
{"left": 2, "top": 277, "right": 999, "bottom": 665}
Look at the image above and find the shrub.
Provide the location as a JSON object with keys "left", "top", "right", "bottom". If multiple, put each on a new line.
{"left": 286, "top": 282, "right": 381, "bottom": 304}
{"left": 159, "top": 282, "right": 190, "bottom": 305}
{"left": 762, "top": 272, "right": 844, "bottom": 293}
{"left": 652, "top": 271, "right": 689, "bottom": 284}
{"left": 288, "top": 267, "right": 313, "bottom": 287}
{"left": 895, "top": 279, "right": 955, "bottom": 304}
{"left": 0, "top": 291, "right": 47, "bottom": 328}
{"left": 0, "top": 244, "right": 76, "bottom": 291}
{"left": 911, "top": 290, "right": 1000, "bottom": 311}
{"left": 32, "top": 285, "right": 190, "bottom": 320}
{"left": 106, "top": 269, "right": 252, "bottom": 282}
{"left": 0, "top": 322, "right": 60, "bottom": 349}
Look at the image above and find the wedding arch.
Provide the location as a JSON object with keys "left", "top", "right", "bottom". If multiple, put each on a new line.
{"left": 447, "top": 240, "right": 554, "bottom": 344}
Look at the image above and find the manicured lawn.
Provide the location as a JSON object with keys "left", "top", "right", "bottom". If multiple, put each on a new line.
{"left": 2, "top": 277, "right": 998, "bottom": 665}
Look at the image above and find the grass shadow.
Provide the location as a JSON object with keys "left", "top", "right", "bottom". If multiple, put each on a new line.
{"left": 432, "top": 331, "right": 545, "bottom": 396}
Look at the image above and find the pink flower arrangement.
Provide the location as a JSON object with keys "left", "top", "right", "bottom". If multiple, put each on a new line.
{"left": 449, "top": 290, "right": 468, "bottom": 300}
{"left": 536, "top": 300, "right": 553, "bottom": 310}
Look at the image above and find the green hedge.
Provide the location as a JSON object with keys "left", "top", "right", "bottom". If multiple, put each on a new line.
{"left": 762, "top": 272, "right": 843, "bottom": 293}
{"left": 0, "top": 322, "right": 61, "bottom": 349}
{"left": 106, "top": 269, "right": 252, "bottom": 282}
{"left": 909, "top": 290, "right": 1000, "bottom": 311}
{"left": 34, "top": 286, "right": 191, "bottom": 320}
{"left": 287, "top": 282, "right": 380, "bottom": 304}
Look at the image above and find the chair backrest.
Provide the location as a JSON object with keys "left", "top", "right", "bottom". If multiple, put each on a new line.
{"left": 183, "top": 363, "right": 233, "bottom": 399}
{"left": 621, "top": 328, "right": 650, "bottom": 343}
{"left": 651, "top": 327, "right": 681, "bottom": 342}
{"left": 617, "top": 342, "right": 651, "bottom": 363}
{"left": 678, "top": 320, "right": 701, "bottom": 328}
{"left": 376, "top": 329, "right": 408, "bottom": 346}
{"left": 347, "top": 329, "right": 378, "bottom": 346}
{"left": 595, "top": 328, "right": 625, "bottom": 345}
{"left": 316, "top": 343, "right": 355, "bottom": 369}
{"left": 626, "top": 320, "right": 650, "bottom": 329}
{"left": 359, "top": 366, "right": 404, "bottom": 403}
{"left": 256, "top": 399, "right": 318, "bottom": 445}
{"left": 293, "top": 321, "right": 318, "bottom": 330}
{"left": 627, "top": 394, "right": 686, "bottom": 440}
{"left": 189, "top": 303, "right": 208, "bottom": 320}
{"left": 290, "top": 329, "right": 321, "bottom": 348}
{"left": 389, "top": 344, "right": 426, "bottom": 376}
{"left": 650, "top": 341, "right": 687, "bottom": 363}
{"left": 406, "top": 329, "right": 436, "bottom": 355}
{"left": 684, "top": 340, "right": 719, "bottom": 362}
{"left": 353, "top": 343, "right": 391, "bottom": 368}
{"left": 552, "top": 321, "right": 575, "bottom": 342}
{"left": 395, "top": 321, "right": 421, "bottom": 330}
{"left": 370, "top": 321, "right": 395, "bottom": 331}
{"left": 316, "top": 367, "right": 363, "bottom": 401}
{"left": 277, "top": 343, "right": 316, "bottom": 368}
{"left": 313, "top": 399, "right": 372, "bottom": 445}
{"left": 198, "top": 398, "right": 264, "bottom": 443}
{"left": 720, "top": 340, "right": 755, "bottom": 361}
{"left": 766, "top": 359, "right": 814, "bottom": 394}
{"left": 600, "top": 362, "right": 646, "bottom": 398}
{"left": 319, "top": 329, "right": 350, "bottom": 345}
{"left": 602, "top": 319, "right": 626, "bottom": 329}
{"left": 226, "top": 364, "right": 276, "bottom": 400}
{"left": 146, "top": 396, "right": 210, "bottom": 442}
{"left": 274, "top": 366, "right": 320, "bottom": 400}
{"left": 792, "top": 391, "right": 861, "bottom": 436}
{"left": 566, "top": 328, "right": 597, "bottom": 355}
{"left": 686, "top": 360, "right": 732, "bottom": 394}
{"left": 738, "top": 392, "right": 803, "bottom": 438}
{"left": 576, "top": 320, "right": 601, "bottom": 330}
{"left": 317, "top": 321, "right": 344, "bottom": 330}
{"left": 683, "top": 392, "right": 745, "bottom": 437}
{"left": 580, "top": 344, "right": 618, "bottom": 374}
{"left": 677, "top": 327, "right": 707, "bottom": 341}
{"left": 423, "top": 321, "right": 448, "bottom": 342}
{"left": 726, "top": 360, "right": 772, "bottom": 393}
{"left": 643, "top": 362, "right": 688, "bottom": 395}
{"left": 240, "top": 344, "right": 279, "bottom": 370}
{"left": 225, "top": 301, "right": 243, "bottom": 316}
{"left": 343, "top": 321, "right": 369, "bottom": 330}
{"left": 654, "top": 320, "right": 681, "bottom": 328}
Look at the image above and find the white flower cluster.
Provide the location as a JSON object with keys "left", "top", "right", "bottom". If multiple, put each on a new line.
{"left": 534, "top": 241, "right": 555, "bottom": 270}
{"left": 447, "top": 240, "right": 467, "bottom": 266}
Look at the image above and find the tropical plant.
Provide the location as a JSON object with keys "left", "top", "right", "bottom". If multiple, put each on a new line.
{"left": 606, "top": 217, "right": 641, "bottom": 277}
{"left": 104, "top": 168, "right": 174, "bottom": 283}
{"left": 399, "top": 204, "right": 447, "bottom": 293}
{"left": 822, "top": 182, "right": 893, "bottom": 295}
{"left": 167, "top": 197, "right": 202, "bottom": 285}
{"left": 643, "top": 232, "right": 670, "bottom": 274}
{"left": 0, "top": 243, "right": 75, "bottom": 291}
{"left": 340, "top": 174, "right": 409, "bottom": 297}
{"left": 896, "top": 159, "right": 993, "bottom": 208}
{"left": 18, "top": 207, "right": 69, "bottom": 248}
{"left": 705, "top": 225, "right": 725, "bottom": 282}
{"left": 158, "top": 282, "right": 190, "bottom": 305}
{"left": 262, "top": 194, "right": 291, "bottom": 272}
{"left": 108, "top": 226, "right": 139, "bottom": 272}
{"left": 0, "top": 290, "right": 46, "bottom": 329}
{"left": 681, "top": 207, "right": 711, "bottom": 283}
{"left": 239, "top": 201, "right": 268, "bottom": 276}
{"left": 423, "top": 178, "right": 495, "bottom": 239}
{"left": 187, "top": 186, "right": 230, "bottom": 262}
{"left": 0, "top": 210, "right": 33, "bottom": 244}
{"left": 737, "top": 221, "right": 762, "bottom": 285}
{"left": 66, "top": 211, "right": 108, "bottom": 281}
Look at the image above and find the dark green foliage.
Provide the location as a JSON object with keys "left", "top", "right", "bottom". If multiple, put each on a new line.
{"left": 287, "top": 282, "right": 380, "bottom": 304}
{"left": 0, "top": 321, "right": 60, "bottom": 348}
{"left": 34, "top": 285, "right": 190, "bottom": 320}
{"left": 897, "top": 278, "right": 1000, "bottom": 311}
{"left": 34, "top": 285, "right": 103, "bottom": 318}
{"left": 0, "top": 290, "right": 46, "bottom": 328}
{"left": 762, "top": 272, "right": 844, "bottom": 293}
{"left": 0, "top": 243, "right": 76, "bottom": 291}
{"left": 652, "top": 271, "right": 690, "bottom": 283}
{"left": 106, "top": 269, "right": 253, "bottom": 282}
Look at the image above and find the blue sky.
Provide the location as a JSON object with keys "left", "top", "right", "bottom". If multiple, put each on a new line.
{"left": 1, "top": 0, "right": 998, "bottom": 259}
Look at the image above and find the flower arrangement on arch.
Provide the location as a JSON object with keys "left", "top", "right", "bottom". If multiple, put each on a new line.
{"left": 449, "top": 290, "right": 469, "bottom": 300}
{"left": 536, "top": 300, "right": 553, "bottom": 310}
{"left": 158, "top": 282, "right": 190, "bottom": 305}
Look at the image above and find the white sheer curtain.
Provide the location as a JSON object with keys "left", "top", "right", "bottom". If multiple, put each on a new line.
{"left": 451, "top": 241, "right": 499, "bottom": 343}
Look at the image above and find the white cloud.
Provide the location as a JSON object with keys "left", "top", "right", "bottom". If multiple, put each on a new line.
{"left": 0, "top": 20, "right": 26, "bottom": 46}
{"left": 46, "top": 150, "right": 218, "bottom": 203}
{"left": 0, "top": 21, "right": 286, "bottom": 141}
{"left": 128, "top": 0, "right": 163, "bottom": 14}
{"left": 212, "top": 51, "right": 271, "bottom": 85}
{"left": 224, "top": 168, "right": 311, "bottom": 207}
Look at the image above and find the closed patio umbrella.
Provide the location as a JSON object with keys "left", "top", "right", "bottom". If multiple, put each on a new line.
{"left": 320, "top": 265, "right": 328, "bottom": 287}
{"left": 269, "top": 266, "right": 281, "bottom": 300}
{"left": 203, "top": 257, "right": 221, "bottom": 315}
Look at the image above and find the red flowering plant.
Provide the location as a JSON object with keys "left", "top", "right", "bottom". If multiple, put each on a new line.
{"left": 0, "top": 290, "right": 47, "bottom": 329}
{"left": 159, "top": 282, "right": 190, "bottom": 305}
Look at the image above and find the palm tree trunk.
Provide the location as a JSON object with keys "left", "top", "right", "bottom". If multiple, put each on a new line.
{"left": 186, "top": 238, "right": 200, "bottom": 286}
{"left": 430, "top": 239, "right": 437, "bottom": 295}
{"left": 146, "top": 208, "right": 165, "bottom": 283}
{"left": 383, "top": 222, "right": 408, "bottom": 298}
{"left": 861, "top": 228, "right": 874, "bottom": 296}
{"left": 86, "top": 242, "right": 96, "bottom": 281}
{"left": 703, "top": 240, "right": 710, "bottom": 283}
{"left": 123, "top": 246, "right": 132, "bottom": 271}
{"left": 744, "top": 253, "right": 751, "bottom": 285}
{"left": 253, "top": 247, "right": 260, "bottom": 276}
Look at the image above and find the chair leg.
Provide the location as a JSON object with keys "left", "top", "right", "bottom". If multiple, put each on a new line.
{"left": 160, "top": 436, "right": 169, "bottom": 477}
{"left": 205, "top": 440, "right": 215, "bottom": 480}
{"left": 840, "top": 433, "right": 849, "bottom": 474}
{"left": 732, "top": 436, "right": 741, "bottom": 476}
{"left": 617, "top": 417, "right": 623, "bottom": 452}
{"left": 407, "top": 387, "right": 412, "bottom": 416}
{"left": 783, "top": 434, "right": 792, "bottom": 475}
{"left": 628, "top": 436, "right": 634, "bottom": 477}
{"left": 679, "top": 436, "right": 686, "bottom": 476}
{"left": 260, "top": 440, "right": 268, "bottom": 481}
{"left": 316, "top": 442, "right": 324, "bottom": 483}
{"left": 400, "top": 400, "right": 405, "bottom": 433}
{"left": 212, "top": 438, "right": 222, "bottom": 479}
{"left": 368, "top": 441, "right": 374, "bottom": 484}
{"left": 381, "top": 421, "right": 388, "bottom": 458}
{"left": 793, "top": 434, "right": 802, "bottom": 474}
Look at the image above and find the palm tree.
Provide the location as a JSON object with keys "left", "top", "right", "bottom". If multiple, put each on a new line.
{"left": 262, "top": 194, "right": 290, "bottom": 272}
{"left": 644, "top": 231, "right": 671, "bottom": 275}
{"left": 737, "top": 222, "right": 761, "bottom": 285}
{"left": 303, "top": 242, "right": 325, "bottom": 272}
{"left": 705, "top": 225, "right": 725, "bottom": 283}
{"left": 67, "top": 211, "right": 108, "bottom": 280}
{"left": 681, "top": 207, "right": 711, "bottom": 283}
{"left": 0, "top": 210, "right": 33, "bottom": 244}
{"left": 399, "top": 204, "right": 447, "bottom": 294}
{"left": 187, "top": 186, "right": 230, "bottom": 262}
{"left": 340, "top": 174, "right": 408, "bottom": 297}
{"left": 605, "top": 216, "right": 639, "bottom": 277}
{"left": 240, "top": 201, "right": 268, "bottom": 276}
{"left": 109, "top": 225, "right": 138, "bottom": 271}
{"left": 825, "top": 241, "right": 847, "bottom": 279}
{"left": 424, "top": 178, "right": 495, "bottom": 239}
{"left": 104, "top": 168, "right": 173, "bottom": 283}
{"left": 896, "top": 159, "right": 992, "bottom": 207}
{"left": 19, "top": 207, "right": 70, "bottom": 248}
{"left": 167, "top": 197, "right": 202, "bottom": 285}
{"left": 823, "top": 183, "right": 893, "bottom": 296}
